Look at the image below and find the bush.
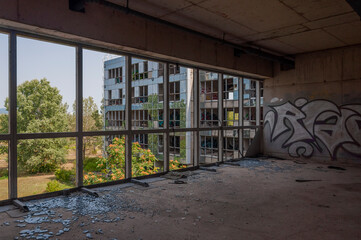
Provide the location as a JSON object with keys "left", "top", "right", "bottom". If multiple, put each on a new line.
{"left": 55, "top": 168, "right": 75, "bottom": 185}
{"left": 0, "top": 168, "right": 8, "bottom": 179}
{"left": 84, "top": 157, "right": 104, "bottom": 172}
{"left": 46, "top": 180, "right": 71, "bottom": 192}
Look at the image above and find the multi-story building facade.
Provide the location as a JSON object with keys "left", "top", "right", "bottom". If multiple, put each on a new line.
{"left": 103, "top": 57, "right": 262, "bottom": 166}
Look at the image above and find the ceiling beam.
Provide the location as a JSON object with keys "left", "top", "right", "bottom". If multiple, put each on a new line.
{"left": 346, "top": 0, "right": 361, "bottom": 19}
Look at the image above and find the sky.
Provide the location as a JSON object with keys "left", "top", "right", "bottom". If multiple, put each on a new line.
{"left": 0, "top": 33, "right": 121, "bottom": 112}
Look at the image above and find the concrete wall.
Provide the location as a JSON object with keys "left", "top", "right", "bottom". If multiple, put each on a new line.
{"left": 263, "top": 44, "right": 361, "bottom": 163}
{"left": 0, "top": 0, "right": 272, "bottom": 78}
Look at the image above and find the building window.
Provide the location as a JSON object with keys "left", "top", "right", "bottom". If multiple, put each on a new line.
{"left": 200, "top": 79, "right": 218, "bottom": 100}
{"left": 169, "top": 81, "right": 180, "bottom": 102}
{"left": 108, "top": 67, "right": 123, "bottom": 83}
{"left": 170, "top": 109, "right": 180, "bottom": 128}
{"left": 132, "top": 110, "right": 150, "bottom": 128}
{"left": 158, "top": 83, "right": 164, "bottom": 102}
{"left": 200, "top": 108, "right": 219, "bottom": 127}
{"left": 132, "top": 63, "right": 139, "bottom": 80}
{"left": 170, "top": 135, "right": 180, "bottom": 154}
{"left": 139, "top": 86, "right": 148, "bottom": 103}
{"left": 133, "top": 134, "right": 148, "bottom": 149}
{"left": 158, "top": 110, "right": 164, "bottom": 128}
{"left": 224, "top": 108, "right": 239, "bottom": 126}
{"left": 158, "top": 135, "right": 164, "bottom": 153}
{"left": 106, "top": 111, "right": 125, "bottom": 129}
{"left": 169, "top": 64, "right": 180, "bottom": 75}
{"left": 223, "top": 77, "right": 237, "bottom": 100}
{"left": 132, "top": 86, "right": 148, "bottom": 104}
{"left": 108, "top": 90, "right": 112, "bottom": 100}
{"left": 132, "top": 61, "right": 150, "bottom": 80}
{"left": 201, "top": 136, "right": 218, "bottom": 156}
{"left": 116, "top": 67, "right": 123, "bottom": 83}
{"left": 158, "top": 63, "right": 164, "bottom": 76}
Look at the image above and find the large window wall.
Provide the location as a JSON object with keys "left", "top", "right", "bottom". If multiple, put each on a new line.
{"left": 0, "top": 30, "right": 263, "bottom": 201}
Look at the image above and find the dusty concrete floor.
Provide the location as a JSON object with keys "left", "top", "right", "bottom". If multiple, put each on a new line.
{"left": 0, "top": 158, "right": 361, "bottom": 240}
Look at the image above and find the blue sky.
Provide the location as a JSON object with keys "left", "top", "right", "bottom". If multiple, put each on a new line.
{"left": 0, "top": 33, "right": 120, "bottom": 112}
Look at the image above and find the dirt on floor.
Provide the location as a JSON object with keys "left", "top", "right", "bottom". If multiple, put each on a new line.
{"left": 0, "top": 158, "right": 361, "bottom": 240}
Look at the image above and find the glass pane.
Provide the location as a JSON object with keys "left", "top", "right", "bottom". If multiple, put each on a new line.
{"left": 169, "top": 65, "right": 194, "bottom": 129}
{"left": 131, "top": 58, "right": 164, "bottom": 130}
{"left": 223, "top": 75, "right": 239, "bottom": 127}
{"left": 260, "top": 81, "right": 264, "bottom": 123}
{"left": 223, "top": 130, "right": 240, "bottom": 161}
{"left": 200, "top": 130, "right": 219, "bottom": 164}
{"left": 91, "top": 50, "right": 125, "bottom": 131}
{"left": 17, "top": 37, "right": 76, "bottom": 133}
{"left": 132, "top": 133, "right": 163, "bottom": 177}
{"left": 169, "top": 132, "right": 193, "bottom": 170}
{"left": 200, "top": 71, "right": 219, "bottom": 128}
{"left": 243, "top": 128, "right": 258, "bottom": 156}
{"left": 18, "top": 138, "right": 76, "bottom": 197}
{"left": 83, "top": 135, "right": 125, "bottom": 185}
{"left": 0, "top": 33, "right": 9, "bottom": 134}
{"left": 243, "top": 78, "right": 257, "bottom": 126}
{"left": 0, "top": 141, "right": 8, "bottom": 200}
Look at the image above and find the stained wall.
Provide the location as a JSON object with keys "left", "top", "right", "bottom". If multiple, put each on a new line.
{"left": 263, "top": 44, "right": 361, "bottom": 162}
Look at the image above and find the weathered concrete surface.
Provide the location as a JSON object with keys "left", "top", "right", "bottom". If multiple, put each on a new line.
{"left": 263, "top": 44, "right": 361, "bottom": 162}
{"left": 1, "top": 159, "right": 361, "bottom": 239}
{"left": 0, "top": 0, "right": 273, "bottom": 78}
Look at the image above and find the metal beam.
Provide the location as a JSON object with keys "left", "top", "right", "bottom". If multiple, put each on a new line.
{"left": 193, "top": 68, "right": 199, "bottom": 166}
{"left": 163, "top": 63, "right": 170, "bottom": 172}
{"left": 76, "top": 46, "right": 83, "bottom": 187}
{"left": 346, "top": 0, "right": 361, "bottom": 19}
{"left": 218, "top": 73, "right": 224, "bottom": 162}
{"left": 125, "top": 56, "right": 132, "bottom": 179}
{"left": 8, "top": 31, "right": 17, "bottom": 199}
{"left": 238, "top": 77, "right": 244, "bottom": 157}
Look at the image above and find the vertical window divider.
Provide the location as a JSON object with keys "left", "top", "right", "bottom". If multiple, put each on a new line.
{"left": 218, "top": 74, "right": 224, "bottom": 162}
{"left": 125, "top": 56, "right": 132, "bottom": 179}
{"left": 193, "top": 68, "right": 199, "bottom": 166}
{"left": 76, "top": 46, "right": 83, "bottom": 187}
{"left": 238, "top": 77, "right": 244, "bottom": 157}
{"left": 163, "top": 63, "right": 170, "bottom": 172}
{"left": 256, "top": 81, "right": 261, "bottom": 126}
{"left": 9, "top": 31, "right": 17, "bottom": 199}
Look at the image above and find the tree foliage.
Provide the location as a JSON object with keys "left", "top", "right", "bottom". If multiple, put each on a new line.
{"left": 84, "top": 136, "right": 186, "bottom": 185}
{"left": 0, "top": 79, "right": 69, "bottom": 173}
{"left": 73, "top": 97, "right": 103, "bottom": 156}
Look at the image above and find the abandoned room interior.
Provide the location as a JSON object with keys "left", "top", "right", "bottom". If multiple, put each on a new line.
{"left": 0, "top": 0, "right": 360, "bottom": 239}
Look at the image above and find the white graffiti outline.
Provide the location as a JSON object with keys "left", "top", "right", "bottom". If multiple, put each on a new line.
{"left": 264, "top": 98, "right": 361, "bottom": 160}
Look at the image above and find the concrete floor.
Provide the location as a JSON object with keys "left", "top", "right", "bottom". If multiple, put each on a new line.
{"left": 0, "top": 158, "right": 361, "bottom": 240}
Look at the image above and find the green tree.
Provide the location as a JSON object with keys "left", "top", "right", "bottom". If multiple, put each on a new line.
{"left": 73, "top": 97, "right": 103, "bottom": 156}
{"left": 1, "top": 79, "right": 69, "bottom": 173}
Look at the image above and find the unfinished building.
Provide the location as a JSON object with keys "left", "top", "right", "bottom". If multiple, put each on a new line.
{"left": 0, "top": 0, "right": 360, "bottom": 239}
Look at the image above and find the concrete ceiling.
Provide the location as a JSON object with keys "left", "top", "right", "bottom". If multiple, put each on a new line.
{"left": 107, "top": 0, "right": 361, "bottom": 56}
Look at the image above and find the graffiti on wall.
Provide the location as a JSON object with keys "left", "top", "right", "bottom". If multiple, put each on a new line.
{"left": 264, "top": 98, "right": 361, "bottom": 159}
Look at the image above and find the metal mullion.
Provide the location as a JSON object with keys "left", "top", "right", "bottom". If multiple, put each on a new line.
{"left": 17, "top": 132, "right": 79, "bottom": 140}
{"left": 238, "top": 77, "right": 244, "bottom": 157}
{"left": 0, "top": 135, "right": 10, "bottom": 140}
{"left": 218, "top": 73, "right": 223, "bottom": 162}
{"left": 8, "top": 31, "right": 17, "bottom": 199}
{"left": 82, "top": 130, "right": 128, "bottom": 136}
{"left": 76, "top": 46, "right": 83, "bottom": 187}
{"left": 163, "top": 63, "right": 170, "bottom": 172}
{"left": 125, "top": 56, "right": 132, "bottom": 179}
{"left": 256, "top": 81, "right": 260, "bottom": 126}
{"left": 193, "top": 68, "right": 199, "bottom": 166}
